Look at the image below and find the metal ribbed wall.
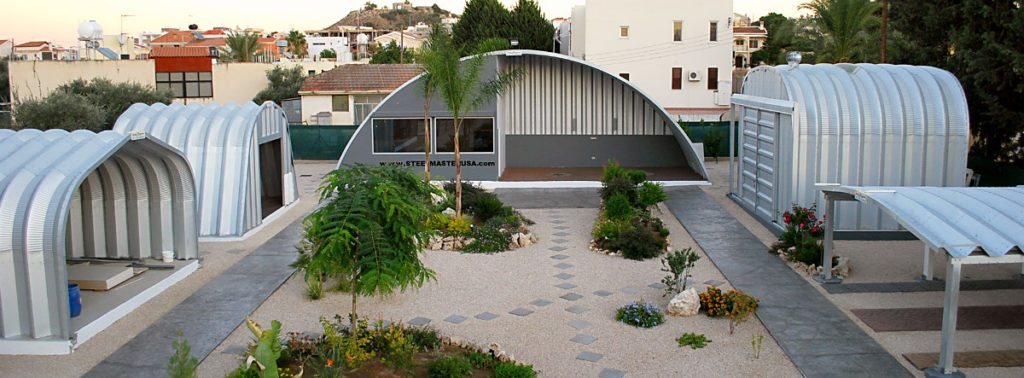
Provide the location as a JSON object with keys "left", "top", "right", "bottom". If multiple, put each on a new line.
{"left": 737, "top": 63, "right": 970, "bottom": 231}
{"left": 114, "top": 101, "right": 299, "bottom": 237}
{"left": 0, "top": 129, "right": 197, "bottom": 341}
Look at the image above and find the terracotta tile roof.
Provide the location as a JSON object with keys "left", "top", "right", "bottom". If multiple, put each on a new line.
{"left": 186, "top": 38, "right": 227, "bottom": 47}
{"left": 151, "top": 30, "right": 198, "bottom": 44}
{"left": 734, "top": 26, "right": 767, "bottom": 35}
{"left": 202, "top": 29, "right": 226, "bottom": 36}
{"left": 15, "top": 41, "right": 49, "bottom": 48}
{"left": 300, "top": 64, "right": 421, "bottom": 93}
{"left": 150, "top": 46, "right": 217, "bottom": 58}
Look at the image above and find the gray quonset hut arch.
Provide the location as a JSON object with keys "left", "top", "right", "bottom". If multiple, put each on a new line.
{"left": 0, "top": 129, "right": 197, "bottom": 351}
{"left": 337, "top": 50, "right": 709, "bottom": 181}
{"left": 115, "top": 101, "right": 299, "bottom": 238}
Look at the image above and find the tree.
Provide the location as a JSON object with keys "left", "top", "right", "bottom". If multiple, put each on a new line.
{"left": 891, "top": 0, "right": 1024, "bottom": 166}
{"left": 364, "top": 1, "right": 377, "bottom": 11}
{"left": 296, "top": 164, "right": 437, "bottom": 333}
{"left": 510, "top": 0, "right": 555, "bottom": 51}
{"left": 451, "top": 0, "right": 512, "bottom": 53}
{"left": 800, "top": 0, "right": 881, "bottom": 62}
{"left": 369, "top": 41, "right": 412, "bottom": 64}
{"left": 432, "top": 35, "right": 520, "bottom": 216}
{"left": 12, "top": 78, "right": 172, "bottom": 131}
{"left": 415, "top": 26, "right": 453, "bottom": 180}
{"left": 750, "top": 13, "right": 789, "bottom": 65}
{"left": 1, "top": 57, "right": 9, "bottom": 103}
{"left": 286, "top": 30, "right": 307, "bottom": 58}
{"left": 223, "top": 31, "right": 261, "bottom": 62}
{"left": 253, "top": 65, "right": 305, "bottom": 105}
{"left": 319, "top": 49, "right": 337, "bottom": 59}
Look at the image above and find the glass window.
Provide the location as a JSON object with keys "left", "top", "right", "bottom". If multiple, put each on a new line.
{"left": 156, "top": 72, "right": 169, "bottom": 81}
{"left": 671, "top": 67, "right": 682, "bottom": 90}
{"left": 184, "top": 72, "right": 198, "bottom": 81}
{"left": 199, "top": 71, "right": 212, "bottom": 80}
{"left": 155, "top": 71, "right": 212, "bottom": 98}
{"left": 709, "top": 22, "right": 718, "bottom": 42}
{"left": 436, "top": 118, "right": 494, "bottom": 153}
{"left": 619, "top": 73, "right": 630, "bottom": 81}
{"left": 185, "top": 82, "right": 199, "bottom": 97}
{"left": 736, "top": 39, "right": 744, "bottom": 46}
{"left": 332, "top": 95, "right": 349, "bottom": 112}
{"left": 673, "top": 21, "right": 682, "bottom": 42}
{"left": 169, "top": 72, "right": 184, "bottom": 81}
{"left": 750, "top": 40, "right": 759, "bottom": 48}
{"left": 372, "top": 119, "right": 426, "bottom": 153}
{"left": 707, "top": 67, "right": 719, "bottom": 90}
{"left": 619, "top": 26, "right": 629, "bottom": 38}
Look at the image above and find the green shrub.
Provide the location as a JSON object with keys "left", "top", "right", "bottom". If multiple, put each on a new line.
{"left": 604, "top": 192, "right": 634, "bottom": 221}
{"left": 599, "top": 176, "right": 637, "bottom": 204}
{"left": 305, "top": 275, "right": 323, "bottom": 300}
{"left": 465, "top": 350, "right": 493, "bottom": 368}
{"left": 602, "top": 160, "right": 628, "bottom": 184}
{"left": 462, "top": 225, "right": 510, "bottom": 254}
{"left": 616, "top": 226, "right": 661, "bottom": 260}
{"left": 637, "top": 182, "right": 667, "bottom": 209}
{"left": 491, "top": 361, "right": 538, "bottom": 378}
{"left": 789, "top": 236, "right": 824, "bottom": 266}
{"left": 661, "top": 247, "right": 700, "bottom": 296}
{"left": 615, "top": 301, "right": 665, "bottom": 328}
{"left": 468, "top": 195, "right": 507, "bottom": 221}
{"left": 167, "top": 332, "right": 198, "bottom": 378}
{"left": 676, "top": 333, "right": 712, "bottom": 349}
{"left": 447, "top": 216, "right": 472, "bottom": 235}
{"left": 626, "top": 170, "right": 648, "bottom": 185}
{"left": 427, "top": 356, "right": 472, "bottom": 378}
{"left": 407, "top": 326, "right": 441, "bottom": 350}
{"left": 444, "top": 180, "right": 488, "bottom": 204}
{"left": 13, "top": 91, "right": 107, "bottom": 131}
{"left": 591, "top": 217, "right": 631, "bottom": 243}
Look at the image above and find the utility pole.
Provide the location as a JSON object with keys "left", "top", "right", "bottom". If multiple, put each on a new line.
{"left": 881, "top": 0, "right": 888, "bottom": 63}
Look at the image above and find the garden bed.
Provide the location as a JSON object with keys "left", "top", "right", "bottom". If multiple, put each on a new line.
{"left": 425, "top": 181, "right": 537, "bottom": 254}
{"left": 589, "top": 161, "right": 672, "bottom": 260}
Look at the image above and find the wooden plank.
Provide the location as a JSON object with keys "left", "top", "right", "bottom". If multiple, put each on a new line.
{"left": 67, "top": 264, "right": 134, "bottom": 291}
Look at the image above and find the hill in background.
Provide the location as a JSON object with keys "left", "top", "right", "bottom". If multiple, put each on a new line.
{"left": 323, "top": 4, "right": 454, "bottom": 30}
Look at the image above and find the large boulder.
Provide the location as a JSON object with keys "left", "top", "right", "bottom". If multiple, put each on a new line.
{"left": 667, "top": 287, "right": 701, "bottom": 317}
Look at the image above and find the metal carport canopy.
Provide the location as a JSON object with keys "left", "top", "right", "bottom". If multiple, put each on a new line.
{"left": 818, "top": 185, "right": 1024, "bottom": 377}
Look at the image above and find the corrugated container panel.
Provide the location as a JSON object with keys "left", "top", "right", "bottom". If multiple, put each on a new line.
{"left": 114, "top": 101, "right": 299, "bottom": 237}
{"left": 0, "top": 129, "right": 197, "bottom": 341}
{"left": 737, "top": 63, "right": 970, "bottom": 231}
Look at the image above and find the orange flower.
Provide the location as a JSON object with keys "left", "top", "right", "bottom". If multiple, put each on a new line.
{"left": 326, "top": 359, "right": 333, "bottom": 367}
{"left": 346, "top": 354, "right": 354, "bottom": 361}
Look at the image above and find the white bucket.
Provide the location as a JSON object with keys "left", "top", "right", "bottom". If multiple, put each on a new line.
{"left": 162, "top": 250, "right": 174, "bottom": 263}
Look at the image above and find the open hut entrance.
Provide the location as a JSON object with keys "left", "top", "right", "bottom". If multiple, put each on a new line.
{"left": 259, "top": 139, "right": 284, "bottom": 218}
{"left": 499, "top": 135, "right": 702, "bottom": 181}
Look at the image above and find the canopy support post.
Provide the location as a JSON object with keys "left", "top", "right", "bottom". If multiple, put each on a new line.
{"left": 729, "top": 103, "right": 736, "bottom": 195}
{"left": 815, "top": 194, "right": 842, "bottom": 283}
{"left": 921, "top": 246, "right": 933, "bottom": 281}
{"left": 925, "top": 255, "right": 965, "bottom": 378}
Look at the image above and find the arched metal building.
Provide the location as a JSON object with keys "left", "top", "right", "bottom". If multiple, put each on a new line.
{"left": 336, "top": 50, "right": 709, "bottom": 182}
{"left": 730, "top": 63, "right": 970, "bottom": 232}
{"left": 114, "top": 101, "right": 299, "bottom": 238}
{"left": 0, "top": 129, "right": 198, "bottom": 353}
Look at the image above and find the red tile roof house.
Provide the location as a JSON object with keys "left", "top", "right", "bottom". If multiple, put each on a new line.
{"left": 149, "top": 46, "right": 219, "bottom": 99}
{"left": 13, "top": 41, "right": 53, "bottom": 60}
{"left": 297, "top": 64, "right": 420, "bottom": 125}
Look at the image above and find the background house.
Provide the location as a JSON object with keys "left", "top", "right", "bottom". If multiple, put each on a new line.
{"left": 563, "top": 0, "right": 733, "bottom": 121}
{"left": 297, "top": 64, "right": 420, "bottom": 125}
{"left": 733, "top": 25, "right": 767, "bottom": 68}
{"left": 0, "top": 40, "right": 12, "bottom": 58}
{"left": 373, "top": 31, "right": 425, "bottom": 50}
{"left": 13, "top": 41, "right": 54, "bottom": 60}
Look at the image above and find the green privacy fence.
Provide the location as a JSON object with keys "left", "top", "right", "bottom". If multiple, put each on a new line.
{"left": 289, "top": 125, "right": 358, "bottom": 160}
{"left": 678, "top": 121, "right": 738, "bottom": 159}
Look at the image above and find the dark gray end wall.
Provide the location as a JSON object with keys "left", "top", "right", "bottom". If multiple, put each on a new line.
{"left": 505, "top": 135, "right": 686, "bottom": 167}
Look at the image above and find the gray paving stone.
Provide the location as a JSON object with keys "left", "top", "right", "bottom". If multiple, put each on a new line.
{"left": 552, "top": 220, "right": 566, "bottom": 224}
{"left": 576, "top": 351, "right": 604, "bottom": 362}
{"left": 222, "top": 345, "right": 248, "bottom": 355}
{"left": 555, "top": 282, "right": 577, "bottom": 290}
{"left": 555, "top": 273, "right": 574, "bottom": 280}
{"left": 567, "top": 319, "right": 591, "bottom": 329}
{"left": 703, "top": 279, "right": 726, "bottom": 287}
{"left": 560, "top": 293, "right": 583, "bottom": 301}
{"left": 566, "top": 305, "right": 588, "bottom": 314}
{"left": 554, "top": 226, "right": 570, "bottom": 230}
{"left": 554, "top": 232, "right": 570, "bottom": 236}
{"left": 549, "top": 246, "right": 568, "bottom": 252}
{"left": 570, "top": 333, "right": 597, "bottom": 345}
{"left": 551, "top": 254, "right": 570, "bottom": 260}
{"left": 529, "top": 299, "right": 553, "bottom": 307}
{"left": 509, "top": 308, "right": 534, "bottom": 317}
{"left": 593, "top": 290, "right": 614, "bottom": 297}
{"left": 444, "top": 315, "right": 467, "bottom": 324}
{"left": 552, "top": 239, "right": 569, "bottom": 244}
{"left": 599, "top": 368, "right": 627, "bottom": 378}
{"left": 554, "top": 262, "right": 573, "bottom": 269}
{"left": 648, "top": 282, "right": 668, "bottom": 289}
{"left": 494, "top": 188, "right": 601, "bottom": 209}
{"left": 475, "top": 312, "right": 499, "bottom": 321}
{"left": 620, "top": 287, "right": 639, "bottom": 294}
{"left": 407, "top": 317, "right": 432, "bottom": 326}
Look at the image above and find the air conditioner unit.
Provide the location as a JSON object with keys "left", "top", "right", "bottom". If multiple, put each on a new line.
{"left": 688, "top": 70, "right": 701, "bottom": 82}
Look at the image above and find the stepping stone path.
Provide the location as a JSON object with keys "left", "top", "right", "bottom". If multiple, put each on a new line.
{"left": 576, "top": 351, "right": 604, "bottom": 362}
{"left": 444, "top": 315, "right": 467, "bottom": 324}
{"left": 553, "top": 232, "right": 570, "bottom": 237}
{"left": 475, "top": 312, "right": 499, "bottom": 321}
{"left": 648, "top": 282, "right": 668, "bottom": 290}
{"left": 593, "top": 290, "right": 614, "bottom": 297}
{"left": 560, "top": 293, "right": 583, "bottom": 301}
{"left": 565, "top": 305, "right": 588, "bottom": 314}
{"left": 407, "top": 317, "right": 431, "bottom": 326}
{"left": 551, "top": 254, "right": 570, "bottom": 260}
{"left": 555, "top": 283, "right": 577, "bottom": 290}
{"left": 599, "top": 368, "right": 627, "bottom": 378}
{"left": 554, "top": 226, "right": 569, "bottom": 230}
{"left": 530, "top": 299, "right": 553, "bottom": 307}
{"left": 509, "top": 308, "right": 534, "bottom": 317}
{"left": 570, "top": 334, "right": 597, "bottom": 345}
{"left": 554, "top": 262, "right": 573, "bottom": 269}
{"left": 568, "top": 319, "right": 591, "bottom": 329}
{"left": 549, "top": 246, "right": 568, "bottom": 252}
{"left": 554, "top": 273, "right": 574, "bottom": 280}
{"left": 620, "top": 287, "right": 639, "bottom": 294}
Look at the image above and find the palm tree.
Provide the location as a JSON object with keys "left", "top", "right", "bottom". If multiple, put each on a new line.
{"left": 432, "top": 34, "right": 521, "bottom": 216}
{"left": 222, "top": 30, "right": 260, "bottom": 62}
{"left": 800, "top": 0, "right": 880, "bottom": 62}
{"left": 286, "top": 30, "right": 307, "bottom": 59}
{"left": 415, "top": 27, "right": 451, "bottom": 180}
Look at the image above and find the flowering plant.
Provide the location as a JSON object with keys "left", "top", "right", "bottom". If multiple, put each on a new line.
{"left": 781, "top": 204, "right": 825, "bottom": 238}
{"left": 773, "top": 204, "right": 828, "bottom": 267}
{"left": 615, "top": 301, "right": 665, "bottom": 328}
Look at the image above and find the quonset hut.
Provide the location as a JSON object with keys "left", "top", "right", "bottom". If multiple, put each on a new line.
{"left": 0, "top": 129, "right": 198, "bottom": 354}
{"left": 729, "top": 63, "right": 970, "bottom": 234}
{"left": 336, "top": 50, "right": 709, "bottom": 183}
{"left": 114, "top": 101, "right": 299, "bottom": 238}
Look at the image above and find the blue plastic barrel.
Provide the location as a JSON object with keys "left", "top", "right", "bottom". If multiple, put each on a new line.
{"left": 68, "top": 284, "right": 81, "bottom": 318}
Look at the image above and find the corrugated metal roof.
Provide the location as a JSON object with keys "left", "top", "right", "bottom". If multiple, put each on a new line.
{"left": 114, "top": 101, "right": 299, "bottom": 238}
{"left": 299, "top": 64, "right": 421, "bottom": 93}
{"left": 0, "top": 129, "right": 198, "bottom": 341}
{"left": 827, "top": 186, "right": 1024, "bottom": 258}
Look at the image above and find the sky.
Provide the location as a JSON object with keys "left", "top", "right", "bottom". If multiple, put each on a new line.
{"left": 2, "top": 0, "right": 807, "bottom": 48}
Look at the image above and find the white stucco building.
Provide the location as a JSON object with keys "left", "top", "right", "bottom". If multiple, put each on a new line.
{"left": 306, "top": 35, "right": 352, "bottom": 61}
{"left": 563, "top": 0, "right": 733, "bottom": 121}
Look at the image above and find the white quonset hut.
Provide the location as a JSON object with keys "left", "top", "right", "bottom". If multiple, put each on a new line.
{"left": 729, "top": 63, "right": 970, "bottom": 234}
{"left": 0, "top": 129, "right": 199, "bottom": 354}
{"left": 115, "top": 101, "right": 299, "bottom": 238}
{"left": 336, "top": 50, "right": 709, "bottom": 182}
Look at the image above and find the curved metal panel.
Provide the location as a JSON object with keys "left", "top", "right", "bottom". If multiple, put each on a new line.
{"left": 738, "top": 63, "right": 970, "bottom": 231}
{"left": 0, "top": 129, "right": 197, "bottom": 342}
{"left": 114, "top": 101, "right": 297, "bottom": 237}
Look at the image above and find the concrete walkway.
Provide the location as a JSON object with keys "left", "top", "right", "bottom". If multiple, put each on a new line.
{"left": 83, "top": 219, "right": 303, "bottom": 377}
{"left": 665, "top": 187, "right": 913, "bottom": 378}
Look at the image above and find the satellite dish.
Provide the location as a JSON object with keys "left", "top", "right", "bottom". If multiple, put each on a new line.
{"left": 77, "top": 20, "right": 103, "bottom": 41}
{"left": 118, "top": 35, "right": 127, "bottom": 44}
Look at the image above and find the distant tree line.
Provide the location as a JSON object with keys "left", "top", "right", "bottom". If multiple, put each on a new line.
{"left": 9, "top": 79, "right": 172, "bottom": 132}
{"left": 452, "top": 0, "right": 555, "bottom": 54}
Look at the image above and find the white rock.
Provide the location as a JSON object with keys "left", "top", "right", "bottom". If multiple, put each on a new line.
{"left": 430, "top": 192, "right": 444, "bottom": 205}
{"left": 517, "top": 233, "right": 531, "bottom": 247}
{"left": 453, "top": 239, "right": 463, "bottom": 249}
{"left": 450, "top": 336, "right": 463, "bottom": 347}
{"left": 509, "top": 240, "right": 520, "bottom": 249}
{"left": 442, "top": 208, "right": 456, "bottom": 216}
{"left": 442, "top": 241, "right": 453, "bottom": 250}
{"left": 528, "top": 233, "right": 538, "bottom": 243}
{"left": 666, "top": 287, "right": 701, "bottom": 317}
{"left": 666, "top": 246, "right": 674, "bottom": 253}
